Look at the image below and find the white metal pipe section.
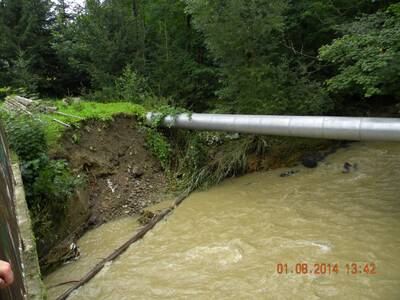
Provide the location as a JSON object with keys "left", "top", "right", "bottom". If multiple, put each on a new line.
{"left": 146, "top": 113, "right": 400, "bottom": 142}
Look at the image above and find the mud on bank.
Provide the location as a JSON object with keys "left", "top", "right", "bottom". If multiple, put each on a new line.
{"left": 41, "top": 114, "right": 346, "bottom": 271}
{"left": 41, "top": 115, "right": 167, "bottom": 271}
{"left": 60, "top": 115, "right": 167, "bottom": 224}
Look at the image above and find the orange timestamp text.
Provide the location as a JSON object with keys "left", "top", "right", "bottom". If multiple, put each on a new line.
{"left": 276, "top": 263, "right": 377, "bottom": 275}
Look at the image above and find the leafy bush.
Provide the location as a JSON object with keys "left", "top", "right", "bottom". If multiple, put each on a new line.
{"left": 23, "top": 157, "right": 84, "bottom": 245}
{"left": 32, "top": 159, "right": 84, "bottom": 218}
{"left": 217, "top": 63, "right": 332, "bottom": 115}
{"left": 2, "top": 112, "right": 84, "bottom": 244}
{"left": 3, "top": 114, "right": 47, "bottom": 161}
{"left": 85, "top": 65, "right": 156, "bottom": 105}
{"left": 147, "top": 105, "right": 190, "bottom": 128}
{"left": 144, "top": 105, "right": 192, "bottom": 171}
{"left": 319, "top": 3, "right": 400, "bottom": 98}
{"left": 0, "top": 87, "right": 12, "bottom": 100}
{"left": 144, "top": 128, "right": 172, "bottom": 170}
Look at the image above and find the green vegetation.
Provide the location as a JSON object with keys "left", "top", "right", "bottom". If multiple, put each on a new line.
{"left": 1, "top": 112, "right": 84, "bottom": 251}
{"left": 172, "top": 132, "right": 252, "bottom": 190}
{"left": 1, "top": 0, "right": 400, "bottom": 261}
{"left": 1, "top": 0, "right": 398, "bottom": 112}
{"left": 319, "top": 3, "right": 400, "bottom": 98}
{"left": 40, "top": 100, "right": 145, "bottom": 148}
{"left": 1, "top": 100, "right": 148, "bottom": 254}
{"left": 1, "top": 1, "right": 399, "bottom": 111}
{"left": 144, "top": 128, "right": 172, "bottom": 170}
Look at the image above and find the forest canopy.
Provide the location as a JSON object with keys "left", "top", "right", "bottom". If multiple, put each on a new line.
{"left": 0, "top": 0, "right": 399, "bottom": 115}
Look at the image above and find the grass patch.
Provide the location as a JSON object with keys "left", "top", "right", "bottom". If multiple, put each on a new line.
{"left": 40, "top": 101, "right": 146, "bottom": 149}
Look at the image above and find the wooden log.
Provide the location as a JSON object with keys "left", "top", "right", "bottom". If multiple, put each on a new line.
{"left": 45, "top": 106, "right": 58, "bottom": 112}
{"left": 7, "top": 95, "right": 34, "bottom": 107}
{"left": 55, "top": 189, "right": 191, "bottom": 300}
{"left": 4, "top": 99, "right": 33, "bottom": 115}
{"left": 7, "top": 99, "right": 28, "bottom": 109}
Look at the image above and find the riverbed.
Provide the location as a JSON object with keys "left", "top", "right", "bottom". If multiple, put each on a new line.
{"left": 45, "top": 142, "right": 400, "bottom": 299}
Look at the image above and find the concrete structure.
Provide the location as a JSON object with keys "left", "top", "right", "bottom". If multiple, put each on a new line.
{"left": 12, "top": 164, "right": 45, "bottom": 300}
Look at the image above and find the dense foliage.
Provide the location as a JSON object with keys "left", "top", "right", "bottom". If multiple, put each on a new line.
{"left": 1, "top": 0, "right": 400, "bottom": 260}
{"left": 319, "top": 3, "right": 400, "bottom": 98}
{"left": 2, "top": 113, "right": 83, "bottom": 247}
{"left": 1, "top": 0, "right": 399, "bottom": 112}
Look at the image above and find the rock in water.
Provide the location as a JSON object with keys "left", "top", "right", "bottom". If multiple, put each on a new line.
{"left": 302, "top": 158, "right": 318, "bottom": 168}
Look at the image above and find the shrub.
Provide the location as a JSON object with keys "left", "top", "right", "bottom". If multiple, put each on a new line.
{"left": 2, "top": 113, "right": 47, "bottom": 161}
{"left": 32, "top": 159, "right": 84, "bottom": 219}
{"left": 0, "top": 87, "right": 11, "bottom": 100}
{"left": 84, "top": 65, "right": 154, "bottom": 104}
{"left": 2, "top": 112, "right": 84, "bottom": 245}
{"left": 115, "top": 65, "right": 150, "bottom": 103}
{"left": 319, "top": 3, "right": 400, "bottom": 98}
{"left": 144, "top": 128, "right": 172, "bottom": 170}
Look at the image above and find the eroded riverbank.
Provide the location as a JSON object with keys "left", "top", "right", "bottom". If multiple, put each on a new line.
{"left": 46, "top": 142, "right": 400, "bottom": 299}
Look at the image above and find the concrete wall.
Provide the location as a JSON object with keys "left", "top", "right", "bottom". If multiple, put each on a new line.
{"left": 12, "top": 164, "right": 45, "bottom": 300}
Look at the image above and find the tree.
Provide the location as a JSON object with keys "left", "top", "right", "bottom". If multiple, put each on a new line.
{"left": 0, "top": 0, "right": 54, "bottom": 93}
{"left": 319, "top": 3, "right": 400, "bottom": 99}
{"left": 184, "top": 0, "right": 332, "bottom": 115}
{"left": 53, "top": 0, "right": 145, "bottom": 92}
{"left": 144, "top": 0, "right": 218, "bottom": 110}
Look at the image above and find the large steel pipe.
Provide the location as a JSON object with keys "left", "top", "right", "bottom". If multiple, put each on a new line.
{"left": 146, "top": 113, "right": 400, "bottom": 142}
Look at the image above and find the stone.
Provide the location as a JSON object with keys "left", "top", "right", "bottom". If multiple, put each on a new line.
{"left": 302, "top": 158, "right": 318, "bottom": 168}
{"left": 131, "top": 167, "right": 144, "bottom": 178}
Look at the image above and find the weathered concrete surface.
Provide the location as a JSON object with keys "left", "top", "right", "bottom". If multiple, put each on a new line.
{"left": 12, "top": 163, "right": 45, "bottom": 300}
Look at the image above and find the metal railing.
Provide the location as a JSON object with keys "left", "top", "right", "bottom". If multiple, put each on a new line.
{"left": 0, "top": 124, "right": 26, "bottom": 300}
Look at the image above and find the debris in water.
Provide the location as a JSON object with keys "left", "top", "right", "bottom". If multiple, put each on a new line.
{"left": 280, "top": 170, "right": 300, "bottom": 177}
{"left": 138, "top": 210, "right": 155, "bottom": 225}
{"left": 342, "top": 162, "right": 358, "bottom": 174}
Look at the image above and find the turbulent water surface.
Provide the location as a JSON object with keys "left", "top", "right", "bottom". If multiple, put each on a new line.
{"left": 46, "top": 142, "right": 400, "bottom": 299}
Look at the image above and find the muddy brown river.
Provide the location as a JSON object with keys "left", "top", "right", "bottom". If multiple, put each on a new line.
{"left": 45, "top": 142, "right": 400, "bottom": 299}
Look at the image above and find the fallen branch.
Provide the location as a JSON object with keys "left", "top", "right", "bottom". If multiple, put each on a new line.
{"left": 53, "top": 111, "right": 83, "bottom": 119}
{"left": 56, "top": 189, "right": 191, "bottom": 300}
{"left": 48, "top": 281, "right": 81, "bottom": 289}
{"left": 4, "top": 95, "right": 78, "bottom": 126}
{"left": 52, "top": 118, "right": 71, "bottom": 128}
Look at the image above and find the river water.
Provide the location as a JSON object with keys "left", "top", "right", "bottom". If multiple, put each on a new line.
{"left": 45, "top": 142, "right": 400, "bottom": 299}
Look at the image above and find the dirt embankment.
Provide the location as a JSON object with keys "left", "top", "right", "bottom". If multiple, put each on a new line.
{"left": 41, "top": 116, "right": 344, "bottom": 270}
{"left": 42, "top": 115, "right": 168, "bottom": 272}
{"left": 59, "top": 115, "right": 166, "bottom": 226}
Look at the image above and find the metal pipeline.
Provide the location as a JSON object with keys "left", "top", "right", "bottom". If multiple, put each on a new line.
{"left": 146, "top": 113, "right": 400, "bottom": 142}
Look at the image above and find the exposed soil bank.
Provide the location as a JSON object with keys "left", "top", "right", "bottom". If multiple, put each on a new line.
{"left": 41, "top": 115, "right": 167, "bottom": 271}
{"left": 40, "top": 115, "right": 347, "bottom": 272}
{"left": 60, "top": 115, "right": 166, "bottom": 225}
